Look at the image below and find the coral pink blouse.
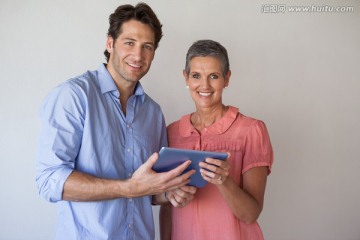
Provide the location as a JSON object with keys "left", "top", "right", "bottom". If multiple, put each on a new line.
{"left": 167, "top": 106, "right": 274, "bottom": 240}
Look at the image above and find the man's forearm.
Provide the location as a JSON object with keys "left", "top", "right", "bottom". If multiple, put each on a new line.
{"left": 62, "top": 171, "right": 131, "bottom": 201}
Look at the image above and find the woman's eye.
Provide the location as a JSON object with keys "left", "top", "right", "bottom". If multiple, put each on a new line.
{"left": 210, "top": 74, "right": 219, "bottom": 79}
{"left": 192, "top": 74, "right": 200, "bottom": 79}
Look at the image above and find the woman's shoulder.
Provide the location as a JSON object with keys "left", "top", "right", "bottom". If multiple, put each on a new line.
{"left": 167, "top": 120, "right": 180, "bottom": 133}
{"left": 167, "top": 113, "right": 191, "bottom": 129}
{"left": 233, "top": 109, "right": 266, "bottom": 127}
{"left": 227, "top": 108, "right": 269, "bottom": 136}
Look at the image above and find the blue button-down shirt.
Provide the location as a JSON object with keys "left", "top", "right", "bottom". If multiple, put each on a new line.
{"left": 36, "top": 64, "right": 168, "bottom": 240}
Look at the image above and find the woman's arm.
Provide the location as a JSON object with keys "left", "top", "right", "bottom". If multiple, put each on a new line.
{"left": 160, "top": 203, "right": 172, "bottom": 240}
{"left": 157, "top": 185, "right": 197, "bottom": 240}
{"left": 200, "top": 158, "right": 268, "bottom": 224}
{"left": 218, "top": 167, "right": 268, "bottom": 223}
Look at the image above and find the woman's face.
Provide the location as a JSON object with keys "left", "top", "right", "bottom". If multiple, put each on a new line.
{"left": 184, "top": 56, "right": 230, "bottom": 111}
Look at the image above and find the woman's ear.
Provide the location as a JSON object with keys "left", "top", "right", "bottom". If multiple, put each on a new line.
{"left": 183, "top": 69, "right": 189, "bottom": 86}
{"left": 224, "top": 70, "right": 231, "bottom": 87}
{"left": 183, "top": 69, "right": 188, "bottom": 79}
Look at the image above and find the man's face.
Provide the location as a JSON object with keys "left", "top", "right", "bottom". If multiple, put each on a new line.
{"left": 106, "top": 19, "right": 156, "bottom": 86}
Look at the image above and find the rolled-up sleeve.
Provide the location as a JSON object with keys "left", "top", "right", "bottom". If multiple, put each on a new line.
{"left": 36, "top": 82, "right": 85, "bottom": 202}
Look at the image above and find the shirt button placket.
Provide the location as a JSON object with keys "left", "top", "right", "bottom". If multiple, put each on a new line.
{"left": 125, "top": 120, "right": 134, "bottom": 239}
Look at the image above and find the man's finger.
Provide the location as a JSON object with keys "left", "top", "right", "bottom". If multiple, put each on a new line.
{"left": 145, "top": 152, "right": 159, "bottom": 167}
{"left": 166, "top": 160, "right": 192, "bottom": 177}
{"left": 180, "top": 185, "right": 197, "bottom": 194}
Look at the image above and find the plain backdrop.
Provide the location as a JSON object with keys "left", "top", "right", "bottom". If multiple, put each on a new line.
{"left": 1, "top": 0, "right": 359, "bottom": 239}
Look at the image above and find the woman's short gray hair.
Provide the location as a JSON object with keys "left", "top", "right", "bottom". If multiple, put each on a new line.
{"left": 184, "top": 40, "right": 230, "bottom": 77}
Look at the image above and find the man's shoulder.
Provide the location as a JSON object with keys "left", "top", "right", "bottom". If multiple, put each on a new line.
{"left": 67, "top": 69, "right": 99, "bottom": 89}
{"left": 51, "top": 69, "right": 100, "bottom": 97}
{"left": 42, "top": 69, "right": 100, "bottom": 107}
{"left": 142, "top": 93, "right": 162, "bottom": 112}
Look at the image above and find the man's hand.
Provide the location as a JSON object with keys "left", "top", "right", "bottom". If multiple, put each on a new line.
{"left": 166, "top": 185, "right": 197, "bottom": 208}
{"left": 128, "top": 153, "right": 196, "bottom": 198}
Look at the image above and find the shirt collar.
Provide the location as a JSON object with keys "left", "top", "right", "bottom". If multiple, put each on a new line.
{"left": 179, "top": 106, "right": 239, "bottom": 137}
{"left": 98, "top": 64, "right": 145, "bottom": 103}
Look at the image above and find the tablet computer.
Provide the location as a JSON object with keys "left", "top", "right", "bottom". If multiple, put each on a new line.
{"left": 152, "top": 147, "right": 228, "bottom": 188}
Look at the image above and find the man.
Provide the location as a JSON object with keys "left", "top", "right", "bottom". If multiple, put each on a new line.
{"left": 36, "top": 3, "right": 195, "bottom": 240}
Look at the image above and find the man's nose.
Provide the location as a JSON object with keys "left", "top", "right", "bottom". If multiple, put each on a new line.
{"left": 132, "top": 46, "right": 143, "bottom": 60}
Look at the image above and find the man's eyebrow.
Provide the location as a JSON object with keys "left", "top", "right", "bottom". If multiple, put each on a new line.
{"left": 121, "top": 37, "right": 136, "bottom": 41}
{"left": 122, "top": 37, "right": 155, "bottom": 46}
{"left": 143, "top": 40, "right": 155, "bottom": 46}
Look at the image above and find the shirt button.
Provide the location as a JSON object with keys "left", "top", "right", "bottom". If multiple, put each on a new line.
{"left": 128, "top": 198, "right": 133, "bottom": 202}
{"left": 128, "top": 223, "right": 132, "bottom": 229}
{"left": 127, "top": 124, "right": 130, "bottom": 128}
{"left": 127, "top": 148, "right": 131, "bottom": 152}
{"left": 128, "top": 173, "right": 132, "bottom": 177}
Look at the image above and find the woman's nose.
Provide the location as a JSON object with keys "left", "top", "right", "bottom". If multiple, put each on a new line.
{"left": 200, "top": 77, "right": 210, "bottom": 88}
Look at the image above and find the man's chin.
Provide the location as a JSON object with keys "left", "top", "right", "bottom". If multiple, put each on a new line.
{"left": 123, "top": 75, "right": 145, "bottom": 83}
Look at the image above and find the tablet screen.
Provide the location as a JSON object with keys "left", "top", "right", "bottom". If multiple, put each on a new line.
{"left": 152, "top": 147, "right": 228, "bottom": 187}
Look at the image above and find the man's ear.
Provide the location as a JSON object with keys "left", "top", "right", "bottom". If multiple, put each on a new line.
{"left": 106, "top": 36, "right": 114, "bottom": 53}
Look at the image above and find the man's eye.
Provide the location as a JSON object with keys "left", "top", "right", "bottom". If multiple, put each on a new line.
{"left": 144, "top": 45, "right": 154, "bottom": 51}
{"left": 125, "top": 42, "right": 134, "bottom": 46}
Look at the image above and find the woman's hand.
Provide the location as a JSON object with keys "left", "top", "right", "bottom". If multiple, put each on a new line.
{"left": 199, "top": 155, "right": 230, "bottom": 185}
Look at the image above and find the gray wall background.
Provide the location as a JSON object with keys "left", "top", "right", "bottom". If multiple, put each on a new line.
{"left": 1, "top": 0, "right": 359, "bottom": 239}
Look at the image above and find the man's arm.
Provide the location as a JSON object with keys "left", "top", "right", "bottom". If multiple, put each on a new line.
{"left": 62, "top": 153, "right": 195, "bottom": 201}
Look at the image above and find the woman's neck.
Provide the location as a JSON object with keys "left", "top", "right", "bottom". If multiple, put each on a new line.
{"left": 191, "top": 105, "right": 228, "bottom": 132}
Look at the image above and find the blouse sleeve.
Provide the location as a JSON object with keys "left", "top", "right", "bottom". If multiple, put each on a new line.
{"left": 242, "top": 120, "right": 274, "bottom": 175}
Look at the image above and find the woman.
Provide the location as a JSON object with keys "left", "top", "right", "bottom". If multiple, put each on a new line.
{"left": 160, "top": 40, "right": 274, "bottom": 240}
